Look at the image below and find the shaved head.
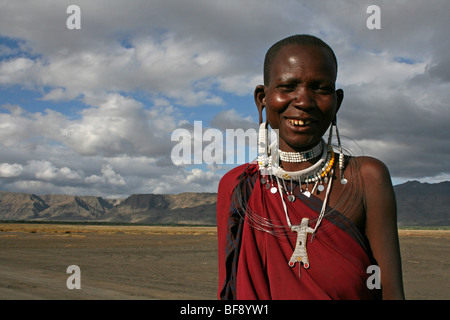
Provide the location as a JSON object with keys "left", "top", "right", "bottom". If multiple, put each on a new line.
{"left": 263, "top": 34, "right": 338, "bottom": 85}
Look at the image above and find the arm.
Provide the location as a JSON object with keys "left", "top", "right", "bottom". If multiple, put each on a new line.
{"left": 360, "top": 157, "right": 405, "bottom": 299}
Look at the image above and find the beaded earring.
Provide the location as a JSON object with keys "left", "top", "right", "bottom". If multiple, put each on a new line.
{"left": 330, "top": 117, "right": 347, "bottom": 185}
{"left": 258, "top": 121, "right": 273, "bottom": 190}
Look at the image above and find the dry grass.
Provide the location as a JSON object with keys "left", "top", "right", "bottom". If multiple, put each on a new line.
{"left": 3, "top": 223, "right": 449, "bottom": 237}
{"left": 0, "top": 223, "right": 217, "bottom": 236}
{"left": 398, "top": 229, "right": 450, "bottom": 239}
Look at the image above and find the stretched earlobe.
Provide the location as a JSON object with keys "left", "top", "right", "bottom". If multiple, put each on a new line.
{"left": 336, "top": 89, "right": 344, "bottom": 109}
{"left": 333, "top": 89, "right": 344, "bottom": 124}
{"left": 254, "top": 85, "right": 266, "bottom": 124}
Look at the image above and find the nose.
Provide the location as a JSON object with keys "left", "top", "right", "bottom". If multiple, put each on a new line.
{"left": 292, "top": 88, "right": 316, "bottom": 109}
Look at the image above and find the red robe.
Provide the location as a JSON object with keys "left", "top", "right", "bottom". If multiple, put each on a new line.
{"left": 217, "top": 163, "right": 381, "bottom": 300}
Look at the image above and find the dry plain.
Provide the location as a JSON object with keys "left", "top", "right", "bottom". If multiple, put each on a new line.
{"left": 0, "top": 223, "right": 448, "bottom": 300}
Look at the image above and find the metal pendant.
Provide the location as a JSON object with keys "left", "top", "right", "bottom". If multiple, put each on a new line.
{"left": 341, "top": 178, "right": 348, "bottom": 185}
{"left": 303, "top": 190, "right": 311, "bottom": 198}
{"left": 318, "top": 184, "right": 325, "bottom": 192}
{"left": 260, "top": 177, "right": 267, "bottom": 185}
{"left": 289, "top": 218, "right": 314, "bottom": 276}
{"left": 287, "top": 194, "right": 296, "bottom": 202}
{"left": 270, "top": 186, "right": 278, "bottom": 194}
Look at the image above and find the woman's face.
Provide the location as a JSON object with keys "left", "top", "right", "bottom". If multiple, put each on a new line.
{"left": 260, "top": 44, "right": 342, "bottom": 152}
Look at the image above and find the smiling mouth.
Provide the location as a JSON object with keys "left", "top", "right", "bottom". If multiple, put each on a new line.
{"left": 288, "top": 119, "right": 313, "bottom": 127}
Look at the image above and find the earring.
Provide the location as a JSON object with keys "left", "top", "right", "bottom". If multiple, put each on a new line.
{"left": 258, "top": 121, "right": 270, "bottom": 186}
{"left": 258, "top": 122, "right": 269, "bottom": 161}
{"left": 334, "top": 118, "right": 347, "bottom": 185}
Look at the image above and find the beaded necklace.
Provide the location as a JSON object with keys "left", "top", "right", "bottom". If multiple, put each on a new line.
{"left": 257, "top": 122, "right": 340, "bottom": 276}
{"left": 278, "top": 142, "right": 323, "bottom": 163}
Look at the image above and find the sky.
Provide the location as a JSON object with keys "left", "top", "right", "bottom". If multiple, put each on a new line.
{"left": 0, "top": 0, "right": 449, "bottom": 198}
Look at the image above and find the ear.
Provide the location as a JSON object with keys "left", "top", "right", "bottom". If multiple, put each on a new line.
{"left": 254, "top": 85, "right": 266, "bottom": 124}
{"left": 333, "top": 89, "right": 344, "bottom": 124}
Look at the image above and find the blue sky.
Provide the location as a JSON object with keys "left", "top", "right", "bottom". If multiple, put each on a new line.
{"left": 0, "top": 0, "right": 449, "bottom": 197}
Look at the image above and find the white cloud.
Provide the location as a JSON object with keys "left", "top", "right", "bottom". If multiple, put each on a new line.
{"left": 0, "top": 57, "right": 37, "bottom": 87}
{"left": 216, "top": 74, "right": 262, "bottom": 96}
{"left": 0, "top": 163, "right": 24, "bottom": 177}
{"left": 29, "top": 160, "right": 81, "bottom": 181}
{"left": 210, "top": 109, "right": 256, "bottom": 131}
{"left": 338, "top": 50, "right": 427, "bottom": 87}
{"left": 1, "top": 93, "right": 178, "bottom": 158}
{"left": 86, "top": 164, "right": 125, "bottom": 186}
{"left": 0, "top": 159, "right": 82, "bottom": 187}
{"left": 146, "top": 168, "right": 222, "bottom": 194}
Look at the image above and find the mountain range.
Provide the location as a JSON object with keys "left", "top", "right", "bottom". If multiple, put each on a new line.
{"left": 0, "top": 181, "right": 448, "bottom": 226}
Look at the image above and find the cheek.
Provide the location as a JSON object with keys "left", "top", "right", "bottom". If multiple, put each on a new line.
{"left": 273, "top": 94, "right": 287, "bottom": 104}
{"left": 265, "top": 106, "right": 284, "bottom": 129}
{"left": 323, "top": 104, "right": 337, "bottom": 124}
{"left": 265, "top": 111, "right": 280, "bottom": 129}
{"left": 318, "top": 96, "right": 337, "bottom": 113}
{"left": 270, "top": 92, "right": 290, "bottom": 106}
{"left": 265, "top": 96, "right": 289, "bottom": 128}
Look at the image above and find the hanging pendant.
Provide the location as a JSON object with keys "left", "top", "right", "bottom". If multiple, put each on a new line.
{"left": 318, "top": 184, "right": 325, "bottom": 192}
{"left": 260, "top": 177, "right": 267, "bottom": 185}
{"left": 289, "top": 218, "right": 314, "bottom": 275}
{"left": 270, "top": 186, "right": 278, "bottom": 194}
{"left": 287, "top": 194, "right": 296, "bottom": 202}
{"left": 301, "top": 180, "right": 311, "bottom": 197}
{"left": 341, "top": 178, "right": 348, "bottom": 185}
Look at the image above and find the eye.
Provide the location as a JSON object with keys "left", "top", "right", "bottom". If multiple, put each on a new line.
{"left": 312, "top": 82, "right": 334, "bottom": 94}
{"left": 318, "top": 86, "right": 333, "bottom": 93}
{"left": 276, "top": 83, "right": 297, "bottom": 92}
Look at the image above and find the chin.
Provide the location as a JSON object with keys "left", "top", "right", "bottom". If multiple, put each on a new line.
{"left": 281, "top": 136, "right": 319, "bottom": 151}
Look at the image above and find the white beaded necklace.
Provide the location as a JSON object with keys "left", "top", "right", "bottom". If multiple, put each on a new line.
{"left": 278, "top": 142, "right": 323, "bottom": 163}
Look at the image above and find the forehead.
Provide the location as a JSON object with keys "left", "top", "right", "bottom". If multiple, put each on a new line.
{"left": 269, "top": 44, "right": 337, "bottom": 81}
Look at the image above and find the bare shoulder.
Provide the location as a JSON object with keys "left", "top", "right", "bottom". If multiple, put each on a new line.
{"left": 347, "top": 155, "right": 397, "bottom": 222}
{"left": 349, "top": 155, "right": 393, "bottom": 190}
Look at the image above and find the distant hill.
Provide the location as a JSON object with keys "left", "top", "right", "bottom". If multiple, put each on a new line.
{"left": 394, "top": 180, "right": 450, "bottom": 226}
{"left": 103, "top": 193, "right": 217, "bottom": 225}
{"left": 0, "top": 181, "right": 448, "bottom": 226}
{"left": 0, "top": 191, "right": 217, "bottom": 226}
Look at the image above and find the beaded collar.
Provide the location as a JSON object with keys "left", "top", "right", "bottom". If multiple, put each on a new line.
{"left": 278, "top": 142, "right": 323, "bottom": 163}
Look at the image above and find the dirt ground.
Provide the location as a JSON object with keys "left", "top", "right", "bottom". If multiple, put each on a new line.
{"left": 0, "top": 224, "right": 448, "bottom": 300}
